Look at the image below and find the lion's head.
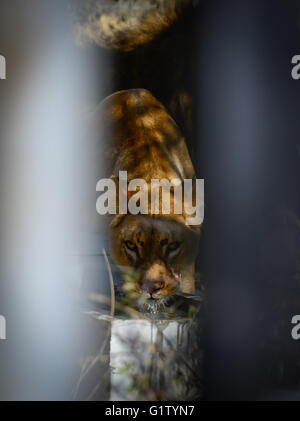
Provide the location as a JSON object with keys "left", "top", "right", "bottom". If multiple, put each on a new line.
{"left": 109, "top": 213, "right": 200, "bottom": 308}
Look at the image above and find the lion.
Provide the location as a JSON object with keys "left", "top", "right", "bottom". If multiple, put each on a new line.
{"left": 94, "top": 89, "right": 201, "bottom": 308}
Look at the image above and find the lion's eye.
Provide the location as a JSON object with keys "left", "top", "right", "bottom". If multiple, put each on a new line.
{"left": 125, "top": 240, "right": 137, "bottom": 251}
{"left": 167, "top": 241, "right": 181, "bottom": 252}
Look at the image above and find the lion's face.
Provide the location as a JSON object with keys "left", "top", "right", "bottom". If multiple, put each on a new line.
{"left": 109, "top": 214, "right": 199, "bottom": 306}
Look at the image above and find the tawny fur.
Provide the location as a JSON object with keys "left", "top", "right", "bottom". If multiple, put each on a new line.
{"left": 94, "top": 89, "right": 200, "bottom": 298}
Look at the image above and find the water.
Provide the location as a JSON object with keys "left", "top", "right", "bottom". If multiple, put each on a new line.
{"left": 73, "top": 242, "right": 203, "bottom": 400}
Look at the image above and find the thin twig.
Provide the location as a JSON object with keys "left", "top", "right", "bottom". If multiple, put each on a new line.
{"left": 102, "top": 248, "right": 115, "bottom": 317}
{"left": 73, "top": 326, "right": 111, "bottom": 400}
{"left": 88, "top": 293, "right": 146, "bottom": 319}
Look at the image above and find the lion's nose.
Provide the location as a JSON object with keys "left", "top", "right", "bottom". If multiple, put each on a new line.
{"left": 143, "top": 281, "right": 164, "bottom": 294}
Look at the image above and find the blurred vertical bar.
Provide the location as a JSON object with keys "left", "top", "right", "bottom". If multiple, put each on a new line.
{"left": 0, "top": 0, "right": 109, "bottom": 400}
{"left": 200, "top": 0, "right": 300, "bottom": 399}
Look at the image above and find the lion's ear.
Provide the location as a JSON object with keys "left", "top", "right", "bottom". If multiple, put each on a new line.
{"left": 109, "top": 174, "right": 127, "bottom": 228}
{"left": 109, "top": 176, "right": 123, "bottom": 228}
{"left": 184, "top": 221, "right": 202, "bottom": 236}
{"left": 110, "top": 214, "right": 126, "bottom": 228}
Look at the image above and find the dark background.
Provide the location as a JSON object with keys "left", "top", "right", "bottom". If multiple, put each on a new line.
{"left": 200, "top": 0, "right": 300, "bottom": 400}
